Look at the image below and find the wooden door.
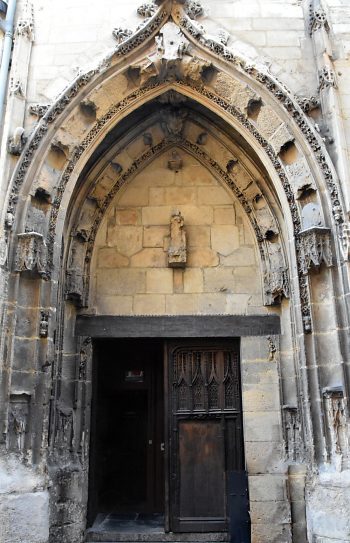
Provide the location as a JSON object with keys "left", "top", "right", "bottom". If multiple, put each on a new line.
{"left": 168, "top": 340, "right": 244, "bottom": 533}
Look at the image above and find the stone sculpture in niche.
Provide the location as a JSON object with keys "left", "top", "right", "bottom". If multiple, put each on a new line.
{"left": 284, "top": 406, "right": 302, "bottom": 462}
{"left": 160, "top": 107, "right": 188, "bottom": 140}
{"left": 8, "top": 394, "right": 30, "bottom": 452}
{"left": 323, "top": 389, "right": 350, "bottom": 470}
{"left": 168, "top": 211, "right": 187, "bottom": 268}
{"left": 39, "top": 310, "right": 49, "bottom": 338}
{"left": 55, "top": 405, "right": 74, "bottom": 449}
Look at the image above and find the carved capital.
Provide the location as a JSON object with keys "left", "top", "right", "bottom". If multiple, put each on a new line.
{"left": 318, "top": 65, "right": 337, "bottom": 90}
{"left": 15, "top": 232, "right": 47, "bottom": 276}
{"left": 298, "top": 227, "right": 332, "bottom": 275}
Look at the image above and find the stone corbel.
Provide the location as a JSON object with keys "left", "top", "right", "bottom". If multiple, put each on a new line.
{"left": 7, "top": 127, "right": 27, "bottom": 155}
{"left": 14, "top": 232, "right": 47, "bottom": 276}
{"left": 264, "top": 268, "right": 289, "bottom": 306}
{"left": 298, "top": 227, "right": 332, "bottom": 275}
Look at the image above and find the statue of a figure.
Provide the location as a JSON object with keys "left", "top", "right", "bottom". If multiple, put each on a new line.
{"left": 168, "top": 211, "right": 187, "bottom": 268}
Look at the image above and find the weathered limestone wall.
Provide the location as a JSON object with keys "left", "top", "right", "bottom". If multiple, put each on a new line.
{"left": 92, "top": 150, "right": 263, "bottom": 316}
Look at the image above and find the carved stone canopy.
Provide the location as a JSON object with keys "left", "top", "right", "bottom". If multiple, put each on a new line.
{"left": 14, "top": 232, "right": 47, "bottom": 276}
{"left": 298, "top": 226, "right": 332, "bottom": 275}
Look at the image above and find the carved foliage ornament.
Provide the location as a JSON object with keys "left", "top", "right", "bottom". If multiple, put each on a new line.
{"left": 297, "top": 227, "right": 332, "bottom": 275}
{"left": 15, "top": 232, "right": 47, "bottom": 276}
{"left": 319, "top": 65, "right": 337, "bottom": 90}
{"left": 309, "top": 7, "right": 328, "bottom": 34}
{"left": 339, "top": 222, "right": 350, "bottom": 261}
{"left": 137, "top": 2, "right": 157, "bottom": 17}
{"left": 184, "top": 0, "right": 204, "bottom": 19}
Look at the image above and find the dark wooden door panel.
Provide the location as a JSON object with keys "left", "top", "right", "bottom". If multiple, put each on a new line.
{"left": 168, "top": 340, "right": 244, "bottom": 533}
{"left": 179, "top": 420, "right": 225, "bottom": 519}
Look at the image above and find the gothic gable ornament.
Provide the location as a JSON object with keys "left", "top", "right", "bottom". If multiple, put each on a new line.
{"left": 298, "top": 227, "right": 332, "bottom": 275}
{"left": 15, "top": 232, "right": 47, "bottom": 276}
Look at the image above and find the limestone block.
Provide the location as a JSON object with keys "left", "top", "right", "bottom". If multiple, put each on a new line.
{"left": 241, "top": 336, "right": 273, "bottom": 361}
{"left": 245, "top": 441, "right": 284, "bottom": 474}
{"left": 213, "top": 72, "right": 253, "bottom": 109}
{"left": 211, "top": 225, "right": 240, "bottom": 256}
{"left": 12, "top": 338, "right": 37, "bottom": 371}
{"left": 197, "top": 292, "right": 229, "bottom": 314}
{"left": 234, "top": 266, "right": 260, "bottom": 293}
{"left": 180, "top": 165, "right": 217, "bottom": 186}
{"left": 0, "top": 491, "right": 49, "bottom": 543}
{"left": 149, "top": 187, "right": 166, "bottom": 206}
{"left": 146, "top": 269, "right": 173, "bottom": 294}
{"left": 248, "top": 474, "right": 288, "bottom": 502}
{"left": 243, "top": 411, "right": 282, "bottom": 442}
{"left": 220, "top": 246, "right": 256, "bottom": 266}
{"left": 184, "top": 268, "right": 204, "bottom": 293}
{"left": 224, "top": 293, "right": 252, "bottom": 314}
{"left": 269, "top": 123, "right": 294, "bottom": 154}
{"left": 214, "top": 205, "right": 236, "bottom": 224}
{"left": 95, "top": 295, "right": 133, "bottom": 315}
{"left": 142, "top": 206, "right": 173, "bottom": 225}
{"left": 87, "top": 74, "right": 128, "bottom": 118}
{"left": 164, "top": 187, "right": 198, "bottom": 205}
{"left": 96, "top": 269, "right": 146, "bottom": 295}
{"left": 256, "top": 106, "right": 283, "bottom": 140}
{"left": 118, "top": 186, "right": 149, "bottom": 206}
{"left": 133, "top": 294, "right": 166, "bottom": 315}
{"left": 243, "top": 383, "right": 281, "bottom": 411}
{"left": 203, "top": 268, "right": 234, "bottom": 293}
{"left": 250, "top": 500, "right": 291, "bottom": 524}
{"left": 115, "top": 208, "right": 141, "bottom": 226}
{"left": 186, "top": 226, "right": 211, "bottom": 247}
{"left": 165, "top": 294, "right": 199, "bottom": 314}
{"left": 126, "top": 136, "right": 149, "bottom": 160}
{"left": 130, "top": 248, "right": 167, "bottom": 268}
{"left": 198, "top": 186, "right": 233, "bottom": 205}
{"left": 90, "top": 170, "right": 117, "bottom": 203}
{"left": 187, "top": 248, "right": 219, "bottom": 267}
{"left": 241, "top": 362, "right": 279, "bottom": 385}
{"left": 143, "top": 226, "right": 168, "bottom": 248}
{"left": 251, "top": 522, "right": 292, "bottom": 543}
{"left": 107, "top": 226, "right": 143, "bottom": 256}
{"left": 97, "top": 248, "right": 129, "bottom": 268}
{"left": 177, "top": 206, "right": 214, "bottom": 225}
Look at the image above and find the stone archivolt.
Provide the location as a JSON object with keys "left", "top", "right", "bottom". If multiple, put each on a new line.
{"left": 5, "top": 0, "right": 342, "bottom": 334}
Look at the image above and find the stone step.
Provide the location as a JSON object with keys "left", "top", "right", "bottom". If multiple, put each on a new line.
{"left": 85, "top": 531, "right": 229, "bottom": 543}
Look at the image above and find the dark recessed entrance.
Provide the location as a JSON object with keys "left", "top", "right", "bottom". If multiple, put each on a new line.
{"left": 88, "top": 339, "right": 164, "bottom": 523}
{"left": 87, "top": 335, "right": 247, "bottom": 540}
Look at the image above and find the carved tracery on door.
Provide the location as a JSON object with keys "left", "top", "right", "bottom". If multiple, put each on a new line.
{"left": 169, "top": 341, "right": 244, "bottom": 533}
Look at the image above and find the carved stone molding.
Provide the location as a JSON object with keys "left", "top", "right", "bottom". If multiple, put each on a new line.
{"left": 137, "top": 2, "right": 157, "bottom": 17}
{"left": 29, "top": 103, "right": 50, "bottom": 118}
{"left": 339, "top": 222, "right": 350, "bottom": 261}
{"left": 15, "top": 1, "right": 34, "bottom": 41}
{"left": 297, "top": 227, "right": 332, "bottom": 275}
{"left": 296, "top": 95, "right": 320, "bottom": 114}
{"left": 14, "top": 232, "right": 47, "bottom": 276}
{"left": 283, "top": 406, "right": 302, "bottom": 462}
{"left": 112, "top": 27, "right": 133, "bottom": 43}
{"left": 323, "top": 388, "right": 350, "bottom": 470}
{"left": 184, "top": 0, "right": 204, "bottom": 19}
{"left": 309, "top": 7, "right": 328, "bottom": 34}
{"left": 319, "top": 66, "right": 337, "bottom": 90}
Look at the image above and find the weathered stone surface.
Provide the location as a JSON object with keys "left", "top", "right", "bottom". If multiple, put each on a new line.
{"left": 143, "top": 226, "right": 168, "bottom": 248}
{"left": 97, "top": 248, "right": 129, "bottom": 268}
{"left": 107, "top": 225, "right": 143, "bottom": 256}
{"left": 133, "top": 294, "right": 166, "bottom": 315}
{"left": 203, "top": 267, "right": 234, "bottom": 292}
{"left": 187, "top": 248, "right": 219, "bottom": 267}
{"left": 96, "top": 269, "right": 146, "bottom": 295}
{"left": 146, "top": 269, "right": 173, "bottom": 293}
{"left": 130, "top": 248, "right": 168, "bottom": 268}
{"left": 211, "top": 225, "right": 240, "bottom": 256}
{"left": 183, "top": 268, "right": 204, "bottom": 293}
